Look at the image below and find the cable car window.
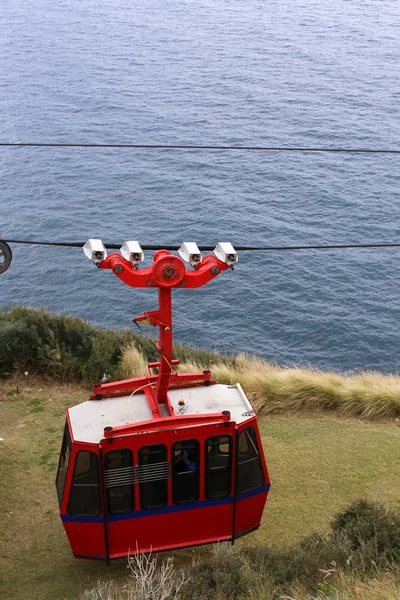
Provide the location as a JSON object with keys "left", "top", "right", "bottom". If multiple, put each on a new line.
{"left": 138, "top": 444, "right": 168, "bottom": 510}
{"left": 105, "top": 449, "right": 134, "bottom": 514}
{"left": 236, "top": 427, "right": 264, "bottom": 494}
{"left": 56, "top": 423, "right": 71, "bottom": 507}
{"left": 172, "top": 440, "right": 199, "bottom": 504}
{"left": 205, "top": 435, "right": 232, "bottom": 499}
{"left": 67, "top": 451, "right": 101, "bottom": 516}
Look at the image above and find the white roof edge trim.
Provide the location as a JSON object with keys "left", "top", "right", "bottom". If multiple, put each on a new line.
{"left": 234, "top": 383, "right": 255, "bottom": 413}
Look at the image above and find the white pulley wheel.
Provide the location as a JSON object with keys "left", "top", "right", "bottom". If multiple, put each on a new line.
{"left": 0, "top": 241, "right": 12, "bottom": 274}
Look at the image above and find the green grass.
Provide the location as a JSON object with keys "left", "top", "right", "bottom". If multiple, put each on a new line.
{"left": 254, "top": 415, "right": 400, "bottom": 548}
{"left": 27, "top": 397, "right": 45, "bottom": 413}
{"left": 1, "top": 377, "right": 399, "bottom": 600}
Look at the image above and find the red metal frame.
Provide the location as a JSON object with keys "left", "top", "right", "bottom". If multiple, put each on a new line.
{"left": 102, "top": 411, "right": 232, "bottom": 439}
{"left": 94, "top": 249, "right": 229, "bottom": 412}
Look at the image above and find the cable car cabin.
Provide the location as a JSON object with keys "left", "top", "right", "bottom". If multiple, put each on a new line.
{"left": 56, "top": 378, "right": 270, "bottom": 560}
{"left": 55, "top": 241, "right": 270, "bottom": 560}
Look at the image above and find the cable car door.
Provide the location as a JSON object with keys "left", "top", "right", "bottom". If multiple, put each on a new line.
{"left": 234, "top": 420, "right": 270, "bottom": 540}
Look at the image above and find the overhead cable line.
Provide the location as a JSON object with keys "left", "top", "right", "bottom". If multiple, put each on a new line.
{"left": 2, "top": 238, "right": 400, "bottom": 276}
{"left": 0, "top": 142, "right": 400, "bottom": 154}
{"left": 2, "top": 239, "right": 400, "bottom": 252}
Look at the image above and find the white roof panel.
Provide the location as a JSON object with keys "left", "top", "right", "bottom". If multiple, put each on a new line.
{"left": 68, "top": 392, "right": 152, "bottom": 444}
{"left": 167, "top": 384, "right": 254, "bottom": 424}
{"left": 68, "top": 383, "right": 254, "bottom": 444}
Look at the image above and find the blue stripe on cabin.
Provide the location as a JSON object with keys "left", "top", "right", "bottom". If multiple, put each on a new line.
{"left": 60, "top": 483, "right": 271, "bottom": 523}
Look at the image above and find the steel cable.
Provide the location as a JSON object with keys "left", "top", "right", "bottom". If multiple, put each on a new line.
{"left": 2, "top": 239, "right": 400, "bottom": 252}
{"left": 0, "top": 142, "right": 400, "bottom": 154}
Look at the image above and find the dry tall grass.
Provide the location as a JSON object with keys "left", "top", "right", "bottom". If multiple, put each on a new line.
{"left": 82, "top": 568, "right": 400, "bottom": 600}
{"left": 121, "top": 347, "right": 400, "bottom": 419}
{"left": 289, "top": 570, "right": 400, "bottom": 600}
{"left": 119, "top": 344, "right": 149, "bottom": 378}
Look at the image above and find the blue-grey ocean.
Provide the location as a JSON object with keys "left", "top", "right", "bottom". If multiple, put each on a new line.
{"left": 1, "top": 0, "right": 400, "bottom": 373}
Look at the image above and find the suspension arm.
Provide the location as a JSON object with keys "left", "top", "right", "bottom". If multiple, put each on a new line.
{"left": 99, "top": 251, "right": 229, "bottom": 289}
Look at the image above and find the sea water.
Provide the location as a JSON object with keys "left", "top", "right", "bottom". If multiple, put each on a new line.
{"left": 1, "top": 0, "right": 400, "bottom": 372}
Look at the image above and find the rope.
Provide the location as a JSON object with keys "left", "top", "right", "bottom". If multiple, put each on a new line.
{"left": 127, "top": 383, "right": 155, "bottom": 423}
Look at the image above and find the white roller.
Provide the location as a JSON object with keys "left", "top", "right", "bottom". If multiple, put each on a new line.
{"left": 83, "top": 239, "right": 107, "bottom": 265}
{"left": 178, "top": 242, "right": 202, "bottom": 267}
{"left": 213, "top": 242, "right": 238, "bottom": 266}
{"left": 121, "top": 240, "right": 144, "bottom": 267}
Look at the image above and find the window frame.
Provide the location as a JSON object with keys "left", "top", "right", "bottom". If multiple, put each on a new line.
{"left": 104, "top": 448, "right": 135, "bottom": 515}
{"left": 67, "top": 450, "right": 101, "bottom": 517}
{"left": 236, "top": 427, "right": 265, "bottom": 495}
{"left": 172, "top": 439, "right": 200, "bottom": 505}
{"left": 55, "top": 422, "right": 72, "bottom": 507}
{"left": 204, "top": 435, "right": 233, "bottom": 500}
{"left": 138, "top": 444, "right": 169, "bottom": 510}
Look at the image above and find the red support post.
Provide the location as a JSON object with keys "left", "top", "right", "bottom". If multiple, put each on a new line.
{"left": 155, "top": 287, "right": 173, "bottom": 404}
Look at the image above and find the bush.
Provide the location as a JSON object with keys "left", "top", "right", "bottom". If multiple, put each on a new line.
{"left": 331, "top": 499, "right": 400, "bottom": 565}
{"left": 82, "top": 550, "right": 188, "bottom": 600}
{"left": 184, "top": 544, "right": 257, "bottom": 600}
{"left": 0, "top": 306, "right": 136, "bottom": 381}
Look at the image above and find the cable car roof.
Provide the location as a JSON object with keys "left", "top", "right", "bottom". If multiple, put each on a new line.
{"left": 68, "top": 383, "right": 254, "bottom": 443}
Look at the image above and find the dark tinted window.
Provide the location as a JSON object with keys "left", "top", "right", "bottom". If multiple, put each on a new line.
{"left": 56, "top": 423, "right": 71, "bottom": 507}
{"left": 172, "top": 440, "right": 199, "bottom": 504}
{"left": 236, "top": 428, "right": 264, "bottom": 494}
{"left": 67, "top": 451, "right": 101, "bottom": 516}
{"left": 205, "top": 436, "right": 232, "bottom": 499}
{"left": 105, "top": 449, "right": 134, "bottom": 514}
{"left": 138, "top": 445, "right": 168, "bottom": 509}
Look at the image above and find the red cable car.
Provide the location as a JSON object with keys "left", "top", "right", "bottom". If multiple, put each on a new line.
{"left": 55, "top": 241, "right": 270, "bottom": 561}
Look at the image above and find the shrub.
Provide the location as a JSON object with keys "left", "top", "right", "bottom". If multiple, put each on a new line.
{"left": 331, "top": 499, "right": 400, "bottom": 565}
{"left": 0, "top": 306, "right": 135, "bottom": 381}
{"left": 184, "top": 544, "right": 257, "bottom": 600}
{"left": 82, "top": 550, "right": 188, "bottom": 600}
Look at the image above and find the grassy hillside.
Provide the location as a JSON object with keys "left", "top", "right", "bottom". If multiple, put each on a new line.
{"left": 1, "top": 307, "right": 399, "bottom": 598}
{"left": 2, "top": 306, "right": 400, "bottom": 420}
{"left": 0, "top": 377, "right": 399, "bottom": 600}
